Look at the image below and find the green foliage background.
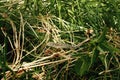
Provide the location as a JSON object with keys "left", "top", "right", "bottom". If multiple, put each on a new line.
{"left": 0, "top": 0, "right": 120, "bottom": 80}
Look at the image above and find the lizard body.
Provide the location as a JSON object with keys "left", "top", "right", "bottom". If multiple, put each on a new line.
{"left": 46, "top": 38, "right": 90, "bottom": 49}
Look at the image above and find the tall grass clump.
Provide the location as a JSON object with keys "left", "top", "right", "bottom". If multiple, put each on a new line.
{"left": 0, "top": 0, "right": 120, "bottom": 80}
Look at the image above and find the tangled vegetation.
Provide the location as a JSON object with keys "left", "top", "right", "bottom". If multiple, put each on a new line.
{"left": 0, "top": 0, "right": 120, "bottom": 80}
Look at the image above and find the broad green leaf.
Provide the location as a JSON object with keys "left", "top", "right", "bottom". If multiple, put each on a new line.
{"left": 106, "top": 43, "right": 119, "bottom": 53}
{"left": 99, "top": 41, "right": 120, "bottom": 54}
{"left": 73, "top": 58, "right": 83, "bottom": 75}
{"left": 74, "top": 55, "right": 91, "bottom": 76}
{"left": 97, "top": 41, "right": 120, "bottom": 70}
{"left": 79, "top": 56, "right": 91, "bottom": 76}
{"left": 98, "top": 54, "right": 106, "bottom": 67}
{"left": 91, "top": 48, "right": 99, "bottom": 66}
{"left": 97, "top": 27, "right": 108, "bottom": 43}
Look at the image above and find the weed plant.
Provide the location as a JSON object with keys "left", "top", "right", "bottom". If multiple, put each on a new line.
{"left": 0, "top": 0, "right": 120, "bottom": 80}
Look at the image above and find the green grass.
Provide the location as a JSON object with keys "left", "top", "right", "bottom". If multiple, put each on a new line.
{"left": 0, "top": 0, "right": 120, "bottom": 80}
